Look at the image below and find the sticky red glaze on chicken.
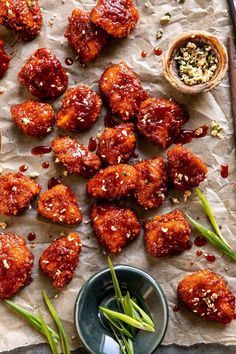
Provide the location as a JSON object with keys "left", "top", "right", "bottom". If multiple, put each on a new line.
{"left": 137, "top": 98, "right": 189, "bottom": 148}
{"left": 37, "top": 184, "right": 82, "bottom": 225}
{"left": 52, "top": 136, "right": 101, "bottom": 178}
{"left": 99, "top": 62, "right": 148, "bottom": 121}
{"left": 18, "top": 48, "right": 68, "bottom": 100}
{"left": 97, "top": 123, "right": 136, "bottom": 165}
{"left": 167, "top": 144, "right": 208, "bottom": 191}
{"left": 145, "top": 209, "right": 191, "bottom": 257}
{"left": 0, "top": 39, "right": 10, "bottom": 79}
{"left": 134, "top": 157, "right": 168, "bottom": 209}
{"left": 11, "top": 100, "right": 55, "bottom": 137}
{"left": 0, "top": 172, "right": 41, "bottom": 216}
{"left": 0, "top": 233, "right": 34, "bottom": 299}
{"left": 91, "top": 0, "right": 139, "bottom": 38}
{"left": 90, "top": 203, "right": 140, "bottom": 253}
{"left": 39, "top": 232, "right": 82, "bottom": 288}
{"left": 57, "top": 86, "right": 102, "bottom": 132}
{"left": 178, "top": 270, "right": 235, "bottom": 324}
{"left": 87, "top": 164, "right": 137, "bottom": 199}
{"left": 65, "top": 8, "right": 108, "bottom": 63}
{"left": 0, "top": 0, "right": 42, "bottom": 41}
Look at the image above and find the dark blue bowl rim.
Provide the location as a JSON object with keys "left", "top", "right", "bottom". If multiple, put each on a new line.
{"left": 74, "top": 264, "right": 169, "bottom": 354}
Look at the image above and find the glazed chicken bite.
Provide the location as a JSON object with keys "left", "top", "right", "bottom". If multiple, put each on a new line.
{"left": 11, "top": 100, "right": 55, "bottom": 137}
{"left": 39, "top": 232, "right": 82, "bottom": 288}
{"left": 18, "top": 48, "right": 68, "bottom": 100}
{"left": 37, "top": 184, "right": 82, "bottom": 225}
{"left": 145, "top": 209, "right": 191, "bottom": 257}
{"left": 91, "top": 0, "right": 139, "bottom": 38}
{"left": 64, "top": 8, "right": 108, "bottom": 63}
{"left": 87, "top": 164, "right": 137, "bottom": 199}
{"left": 167, "top": 144, "right": 208, "bottom": 191}
{"left": 0, "top": 0, "right": 42, "bottom": 41}
{"left": 178, "top": 270, "right": 235, "bottom": 324}
{"left": 99, "top": 62, "right": 148, "bottom": 121}
{"left": 0, "top": 172, "right": 41, "bottom": 216}
{"left": 90, "top": 203, "right": 140, "bottom": 254}
{"left": 0, "top": 39, "right": 10, "bottom": 79}
{"left": 52, "top": 136, "right": 101, "bottom": 178}
{"left": 97, "top": 123, "right": 136, "bottom": 165}
{"left": 137, "top": 98, "right": 189, "bottom": 148}
{"left": 0, "top": 233, "right": 34, "bottom": 299}
{"left": 57, "top": 86, "right": 102, "bottom": 132}
{"left": 134, "top": 157, "right": 168, "bottom": 209}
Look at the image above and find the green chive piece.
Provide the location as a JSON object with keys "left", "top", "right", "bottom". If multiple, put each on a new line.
{"left": 42, "top": 290, "right": 71, "bottom": 354}
{"left": 110, "top": 323, "right": 127, "bottom": 354}
{"left": 108, "top": 257, "right": 124, "bottom": 312}
{"left": 130, "top": 299, "right": 154, "bottom": 328}
{"left": 103, "top": 312, "right": 134, "bottom": 339}
{"left": 38, "top": 309, "right": 59, "bottom": 354}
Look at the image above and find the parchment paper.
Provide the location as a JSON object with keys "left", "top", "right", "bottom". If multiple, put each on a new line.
{"left": 0, "top": 0, "right": 236, "bottom": 351}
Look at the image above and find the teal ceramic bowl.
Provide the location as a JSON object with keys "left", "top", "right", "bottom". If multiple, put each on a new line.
{"left": 74, "top": 265, "right": 169, "bottom": 354}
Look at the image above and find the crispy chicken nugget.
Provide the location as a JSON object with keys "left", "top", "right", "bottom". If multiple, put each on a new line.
{"left": 0, "top": 0, "right": 42, "bottom": 41}
{"left": 52, "top": 136, "right": 101, "bottom": 178}
{"left": 0, "top": 172, "right": 41, "bottom": 216}
{"left": 134, "top": 157, "right": 168, "bottom": 209}
{"left": 91, "top": 0, "right": 139, "bottom": 38}
{"left": 137, "top": 98, "right": 189, "bottom": 148}
{"left": 145, "top": 209, "right": 191, "bottom": 257}
{"left": 99, "top": 62, "right": 148, "bottom": 121}
{"left": 39, "top": 232, "right": 82, "bottom": 288}
{"left": 0, "top": 39, "right": 10, "bottom": 79}
{"left": 97, "top": 123, "right": 136, "bottom": 165}
{"left": 167, "top": 144, "right": 208, "bottom": 191}
{"left": 0, "top": 233, "right": 34, "bottom": 299}
{"left": 37, "top": 184, "right": 82, "bottom": 225}
{"left": 57, "top": 86, "right": 102, "bottom": 132}
{"left": 87, "top": 164, "right": 137, "bottom": 199}
{"left": 18, "top": 48, "right": 68, "bottom": 100}
{"left": 11, "top": 100, "right": 55, "bottom": 137}
{"left": 90, "top": 203, "right": 140, "bottom": 253}
{"left": 178, "top": 270, "right": 235, "bottom": 324}
{"left": 64, "top": 8, "right": 108, "bottom": 63}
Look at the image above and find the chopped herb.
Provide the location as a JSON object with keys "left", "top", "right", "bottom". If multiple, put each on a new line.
{"left": 156, "top": 29, "right": 163, "bottom": 40}
{"left": 211, "top": 121, "right": 223, "bottom": 138}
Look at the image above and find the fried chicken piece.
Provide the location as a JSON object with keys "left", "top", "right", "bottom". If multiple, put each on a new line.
{"left": 137, "top": 98, "right": 189, "bottom": 148}
{"left": 0, "top": 39, "right": 10, "bottom": 79}
{"left": 39, "top": 232, "right": 82, "bottom": 288}
{"left": 18, "top": 48, "right": 68, "bottom": 100}
{"left": 90, "top": 203, "right": 140, "bottom": 253}
{"left": 178, "top": 270, "right": 235, "bottom": 324}
{"left": 11, "top": 100, "right": 55, "bottom": 137}
{"left": 0, "top": 172, "right": 41, "bottom": 216}
{"left": 64, "top": 8, "right": 108, "bottom": 63}
{"left": 99, "top": 62, "right": 148, "bottom": 121}
{"left": 0, "top": 0, "right": 42, "bottom": 41}
{"left": 0, "top": 233, "right": 34, "bottom": 299}
{"left": 145, "top": 209, "right": 191, "bottom": 257}
{"left": 134, "top": 157, "right": 168, "bottom": 209}
{"left": 97, "top": 123, "right": 136, "bottom": 165}
{"left": 167, "top": 144, "right": 208, "bottom": 191}
{"left": 52, "top": 136, "right": 101, "bottom": 178}
{"left": 37, "top": 184, "right": 82, "bottom": 225}
{"left": 87, "top": 164, "right": 137, "bottom": 199}
{"left": 57, "top": 86, "right": 102, "bottom": 132}
{"left": 91, "top": 0, "right": 139, "bottom": 38}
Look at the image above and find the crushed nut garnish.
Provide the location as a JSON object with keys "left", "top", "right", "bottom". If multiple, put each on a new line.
{"left": 211, "top": 121, "right": 223, "bottom": 138}
{"left": 184, "top": 190, "right": 191, "bottom": 202}
{"left": 160, "top": 12, "right": 171, "bottom": 25}
{"left": 156, "top": 29, "right": 163, "bottom": 40}
{"left": 30, "top": 172, "right": 40, "bottom": 178}
{"left": 0, "top": 222, "right": 7, "bottom": 230}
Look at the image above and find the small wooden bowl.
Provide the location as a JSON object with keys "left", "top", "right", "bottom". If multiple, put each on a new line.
{"left": 163, "top": 31, "right": 228, "bottom": 95}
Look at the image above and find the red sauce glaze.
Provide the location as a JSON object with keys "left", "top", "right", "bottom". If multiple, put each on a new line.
{"left": 196, "top": 250, "right": 203, "bottom": 256}
{"left": 186, "top": 240, "right": 193, "bottom": 250}
{"left": 205, "top": 253, "right": 216, "bottom": 262}
{"left": 132, "top": 152, "right": 139, "bottom": 158}
{"left": 88, "top": 137, "right": 97, "bottom": 152}
{"left": 47, "top": 177, "right": 62, "bottom": 190}
{"left": 42, "top": 162, "right": 50, "bottom": 169}
{"left": 220, "top": 164, "right": 229, "bottom": 178}
{"left": 194, "top": 236, "right": 207, "bottom": 247}
{"left": 19, "top": 164, "right": 28, "bottom": 172}
{"left": 175, "top": 125, "right": 208, "bottom": 144}
{"left": 65, "top": 57, "right": 74, "bottom": 66}
{"left": 27, "top": 232, "right": 36, "bottom": 241}
{"left": 31, "top": 146, "right": 52, "bottom": 156}
{"left": 173, "top": 305, "right": 181, "bottom": 312}
{"left": 154, "top": 47, "right": 163, "bottom": 56}
{"left": 0, "top": 39, "right": 10, "bottom": 79}
{"left": 141, "top": 50, "right": 147, "bottom": 58}
{"left": 234, "top": 314, "right": 236, "bottom": 319}
{"left": 104, "top": 112, "right": 118, "bottom": 128}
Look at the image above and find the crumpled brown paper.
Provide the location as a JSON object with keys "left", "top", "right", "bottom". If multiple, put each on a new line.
{"left": 0, "top": 0, "right": 236, "bottom": 351}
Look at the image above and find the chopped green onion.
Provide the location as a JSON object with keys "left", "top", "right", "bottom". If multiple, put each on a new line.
{"left": 108, "top": 257, "right": 123, "bottom": 312}
{"left": 38, "top": 309, "right": 59, "bottom": 354}
{"left": 130, "top": 299, "right": 154, "bottom": 328}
